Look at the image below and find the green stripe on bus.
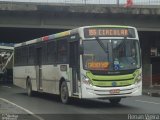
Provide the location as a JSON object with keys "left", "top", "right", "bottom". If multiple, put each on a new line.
{"left": 86, "top": 72, "right": 134, "bottom": 81}
{"left": 92, "top": 79, "right": 134, "bottom": 87}
{"left": 86, "top": 69, "right": 141, "bottom": 87}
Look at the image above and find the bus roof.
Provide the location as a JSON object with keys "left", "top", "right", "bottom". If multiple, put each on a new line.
{"left": 0, "top": 45, "right": 14, "bottom": 50}
{"left": 15, "top": 25, "right": 136, "bottom": 48}
{"left": 82, "top": 25, "right": 134, "bottom": 28}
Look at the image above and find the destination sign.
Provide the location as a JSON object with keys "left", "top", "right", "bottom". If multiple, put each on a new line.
{"left": 84, "top": 28, "right": 135, "bottom": 38}
{"left": 87, "top": 61, "right": 109, "bottom": 70}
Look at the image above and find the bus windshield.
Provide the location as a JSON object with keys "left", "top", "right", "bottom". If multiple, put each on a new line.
{"left": 83, "top": 39, "right": 140, "bottom": 71}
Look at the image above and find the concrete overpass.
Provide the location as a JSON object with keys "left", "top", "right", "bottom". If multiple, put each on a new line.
{"left": 0, "top": 1, "right": 160, "bottom": 31}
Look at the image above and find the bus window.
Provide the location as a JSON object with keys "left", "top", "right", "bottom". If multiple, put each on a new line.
{"left": 28, "top": 45, "right": 35, "bottom": 65}
{"left": 42, "top": 43, "right": 47, "bottom": 64}
{"left": 47, "top": 41, "right": 57, "bottom": 64}
{"left": 83, "top": 54, "right": 95, "bottom": 69}
{"left": 57, "top": 39, "right": 68, "bottom": 64}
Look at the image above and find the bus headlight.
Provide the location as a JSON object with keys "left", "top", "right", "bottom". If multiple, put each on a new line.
{"left": 82, "top": 74, "right": 92, "bottom": 85}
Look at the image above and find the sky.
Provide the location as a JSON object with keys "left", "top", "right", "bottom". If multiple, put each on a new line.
{"left": 0, "top": 0, "right": 159, "bottom": 5}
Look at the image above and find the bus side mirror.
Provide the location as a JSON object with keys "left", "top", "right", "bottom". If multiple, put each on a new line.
{"left": 79, "top": 45, "right": 84, "bottom": 54}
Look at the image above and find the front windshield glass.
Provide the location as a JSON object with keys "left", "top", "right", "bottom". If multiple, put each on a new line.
{"left": 83, "top": 39, "right": 140, "bottom": 71}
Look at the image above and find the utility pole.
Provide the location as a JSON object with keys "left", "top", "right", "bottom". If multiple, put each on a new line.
{"left": 117, "top": 0, "right": 119, "bottom": 7}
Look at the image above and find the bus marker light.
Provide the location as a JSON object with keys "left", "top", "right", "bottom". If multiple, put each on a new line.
{"left": 42, "top": 36, "right": 49, "bottom": 41}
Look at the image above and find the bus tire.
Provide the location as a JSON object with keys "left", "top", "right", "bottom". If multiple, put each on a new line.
{"left": 26, "top": 78, "right": 33, "bottom": 97}
{"left": 60, "top": 81, "right": 69, "bottom": 104}
{"left": 109, "top": 98, "right": 121, "bottom": 105}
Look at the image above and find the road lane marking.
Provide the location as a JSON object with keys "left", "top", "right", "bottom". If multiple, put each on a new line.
{"left": 0, "top": 98, "right": 44, "bottom": 120}
{"left": 2, "top": 86, "right": 11, "bottom": 88}
{"left": 136, "top": 100, "right": 160, "bottom": 105}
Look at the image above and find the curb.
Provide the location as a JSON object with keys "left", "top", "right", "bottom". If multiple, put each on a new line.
{"left": 143, "top": 90, "right": 160, "bottom": 97}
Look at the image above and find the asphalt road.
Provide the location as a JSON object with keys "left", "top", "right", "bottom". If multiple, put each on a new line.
{"left": 0, "top": 84, "right": 160, "bottom": 120}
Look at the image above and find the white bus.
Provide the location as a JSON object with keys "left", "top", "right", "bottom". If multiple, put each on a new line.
{"left": 13, "top": 25, "right": 142, "bottom": 104}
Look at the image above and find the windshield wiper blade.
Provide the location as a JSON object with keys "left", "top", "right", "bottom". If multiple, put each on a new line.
{"left": 95, "top": 37, "right": 109, "bottom": 53}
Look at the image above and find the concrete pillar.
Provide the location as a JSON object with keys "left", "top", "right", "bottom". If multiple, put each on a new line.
{"left": 139, "top": 32, "right": 151, "bottom": 88}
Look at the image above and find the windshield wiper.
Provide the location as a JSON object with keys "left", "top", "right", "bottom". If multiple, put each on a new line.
{"left": 95, "top": 37, "right": 109, "bottom": 54}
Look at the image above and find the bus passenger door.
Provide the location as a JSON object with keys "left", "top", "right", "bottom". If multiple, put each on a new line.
{"left": 69, "top": 40, "right": 80, "bottom": 94}
{"left": 36, "top": 47, "right": 43, "bottom": 91}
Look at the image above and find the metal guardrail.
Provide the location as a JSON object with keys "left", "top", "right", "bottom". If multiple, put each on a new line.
{"left": 0, "top": 0, "right": 160, "bottom": 6}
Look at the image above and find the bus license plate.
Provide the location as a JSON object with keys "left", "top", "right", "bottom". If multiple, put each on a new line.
{"left": 109, "top": 89, "right": 120, "bottom": 94}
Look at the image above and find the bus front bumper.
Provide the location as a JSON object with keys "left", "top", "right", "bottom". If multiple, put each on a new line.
{"left": 81, "top": 82, "right": 142, "bottom": 99}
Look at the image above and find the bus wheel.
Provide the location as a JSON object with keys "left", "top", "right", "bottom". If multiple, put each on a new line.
{"left": 109, "top": 98, "right": 121, "bottom": 105}
{"left": 60, "top": 81, "right": 69, "bottom": 104}
{"left": 26, "top": 79, "right": 33, "bottom": 96}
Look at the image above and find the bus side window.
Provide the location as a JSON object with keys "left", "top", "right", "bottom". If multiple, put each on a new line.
{"left": 22, "top": 46, "right": 28, "bottom": 66}
{"left": 57, "top": 39, "right": 68, "bottom": 64}
{"left": 42, "top": 43, "right": 47, "bottom": 64}
{"left": 47, "top": 40, "right": 57, "bottom": 64}
{"left": 28, "top": 45, "right": 35, "bottom": 65}
{"left": 17, "top": 47, "right": 27, "bottom": 66}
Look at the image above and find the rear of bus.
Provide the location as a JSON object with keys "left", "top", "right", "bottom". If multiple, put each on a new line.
{"left": 80, "top": 26, "right": 142, "bottom": 103}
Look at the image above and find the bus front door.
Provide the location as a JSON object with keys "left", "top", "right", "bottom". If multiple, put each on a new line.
{"left": 69, "top": 41, "right": 80, "bottom": 95}
{"left": 36, "top": 47, "right": 42, "bottom": 91}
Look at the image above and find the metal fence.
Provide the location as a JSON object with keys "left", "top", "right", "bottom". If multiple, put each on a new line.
{"left": 0, "top": 0, "right": 160, "bottom": 6}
